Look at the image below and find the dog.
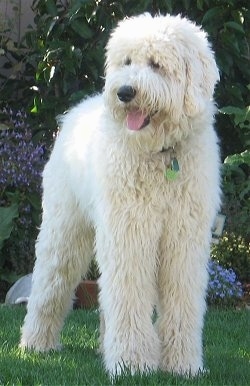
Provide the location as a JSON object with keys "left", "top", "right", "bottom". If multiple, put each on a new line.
{"left": 20, "top": 13, "right": 220, "bottom": 377}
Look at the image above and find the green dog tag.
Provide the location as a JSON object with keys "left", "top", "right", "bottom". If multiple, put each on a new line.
{"left": 165, "top": 168, "right": 178, "bottom": 180}
{"left": 164, "top": 157, "right": 180, "bottom": 181}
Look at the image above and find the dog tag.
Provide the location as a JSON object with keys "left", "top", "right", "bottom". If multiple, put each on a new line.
{"left": 171, "top": 157, "right": 180, "bottom": 172}
{"left": 165, "top": 158, "right": 180, "bottom": 181}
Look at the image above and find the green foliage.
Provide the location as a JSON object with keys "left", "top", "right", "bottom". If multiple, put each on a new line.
{"left": 0, "top": 203, "right": 18, "bottom": 250}
{"left": 1, "top": 0, "right": 119, "bottom": 138}
{"left": 220, "top": 105, "right": 250, "bottom": 152}
{"left": 199, "top": 2, "right": 249, "bottom": 158}
{"left": 222, "top": 150, "right": 250, "bottom": 238}
{"left": 211, "top": 232, "right": 250, "bottom": 283}
{"left": 224, "top": 149, "right": 250, "bottom": 166}
{"left": 85, "top": 258, "right": 100, "bottom": 280}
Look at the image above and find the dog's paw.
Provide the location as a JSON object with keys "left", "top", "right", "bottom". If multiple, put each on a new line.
{"left": 19, "top": 338, "right": 62, "bottom": 353}
{"left": 106, "top": 358, "right": 158, "bottom": 379}
{"left": 161, "top": 362, "right": 206, "bottom": 378}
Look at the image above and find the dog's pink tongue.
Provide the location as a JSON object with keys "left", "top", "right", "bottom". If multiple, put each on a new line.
{"left": 127, "top": 111, "right": 147, "bottom": 131}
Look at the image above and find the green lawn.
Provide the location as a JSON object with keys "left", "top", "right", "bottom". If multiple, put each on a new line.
{"left": 0, "top": 306, "right": 249, "bottom": 385}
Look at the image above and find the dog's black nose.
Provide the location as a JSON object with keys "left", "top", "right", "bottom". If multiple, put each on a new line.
{"left": 117, "top": 85, "right": 136, "bottom": 102}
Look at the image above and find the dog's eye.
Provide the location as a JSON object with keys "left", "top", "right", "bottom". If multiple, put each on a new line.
{"left": 149, "top": 59, "right": 160, "bottom": 70}
{"left": 124, "top": 58, "right": 131, "bottom": 66}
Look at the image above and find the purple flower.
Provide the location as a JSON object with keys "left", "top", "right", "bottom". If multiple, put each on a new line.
{"left": 208, "top": 260, "right": 243, "bottom": 303}
{"left": 0, "top": 108, "right": 45, "bottom": 195}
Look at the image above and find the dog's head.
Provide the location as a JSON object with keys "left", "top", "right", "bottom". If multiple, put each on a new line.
{"left": 103, "top": 13, "right": 219, "bottom": 148}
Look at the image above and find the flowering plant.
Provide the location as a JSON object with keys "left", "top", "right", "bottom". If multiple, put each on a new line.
{"left": 207, "top": 260, "right": 243, "bottom": 305}
{"left": 0, "top": 108, "right": 44, "bottom": 195}
{"left": 0, "top": 107, "right": 45, "bottom": 280}
{"left": 211, "top": 232, "right": 249, "bottom": 283}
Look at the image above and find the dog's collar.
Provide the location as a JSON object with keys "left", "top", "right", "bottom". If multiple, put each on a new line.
{"left": 160, "top": 146, "right": 172, "bottom": 153}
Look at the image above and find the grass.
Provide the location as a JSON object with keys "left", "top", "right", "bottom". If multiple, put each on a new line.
{"left": 0, "top": 306, "right": 249, "bottom": 385}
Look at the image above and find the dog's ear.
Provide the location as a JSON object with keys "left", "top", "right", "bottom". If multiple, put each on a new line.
{"left": 184, "top": 48, "right": 219, "bottom": 117}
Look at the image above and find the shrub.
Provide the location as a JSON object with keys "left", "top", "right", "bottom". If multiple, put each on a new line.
{"left": 0, "top": 107, "right": 45, "bottom": 281}
{"left": 221, "top": 150, "right": 250, "bottom": 239}
{"left": 211, "top": 232, "right": 250, "bottom": 283}
{"left": 207, "top": 260, "right": 243, "bottom": 306}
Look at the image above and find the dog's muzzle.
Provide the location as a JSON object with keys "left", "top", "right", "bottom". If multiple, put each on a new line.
{"left": 116, "top": 85, "right": 152, "bottom": 131}
{"left": 117, "top": 85, "right": 136, "bottom": 103}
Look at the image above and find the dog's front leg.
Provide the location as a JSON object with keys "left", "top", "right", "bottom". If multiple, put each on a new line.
{"left": 157, "top": 239, "right": 209, "bottom": 377}
{"left": 95, "top": 211, "right": 161, "bottom": 377}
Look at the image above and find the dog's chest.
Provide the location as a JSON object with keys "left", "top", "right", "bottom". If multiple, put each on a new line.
{"left": 100, "top": 149, "right": 182, "bottom": 207}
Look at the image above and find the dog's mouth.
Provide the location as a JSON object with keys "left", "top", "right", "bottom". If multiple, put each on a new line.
{"left": 126, "top": 110, "right": 151, "bottom": 131}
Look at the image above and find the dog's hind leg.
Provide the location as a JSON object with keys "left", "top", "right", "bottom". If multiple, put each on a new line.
{"left": 20, "top": 169, "right": 94, "bottom": 351}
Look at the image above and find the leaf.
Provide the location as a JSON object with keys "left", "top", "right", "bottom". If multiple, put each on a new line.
{"left": 45, "top": 0, "right": 58, "bottom": 17}
{"left": 219, "top": 106, "right": 250, "bottom": 125}
{"left": 0, "top": 204, "right": 19, "bottom": 250}
{"left": 31, "top": 99, "right": 38, "bottom": 113}
{"left": 5, "top": 191, "right": 20, "bottom": 204}
{"left": 47, "top": 16, "right": 59, "bottom": 37}
{"left": 239, "top": 185, "right": 250, "bottom": 200}
{"left": 27, "top": 193, "right": 41, "bottom": 211}
{"left": 197, "top": 0, "right": 204, "bottom": 11}
{"left": 224, "top": 21, "right": 244, "bottom": 34}
{"left": 70, "top": 20, "right": 93, "bottom": 39}
{"left": 31, "top": 105, "right": 38, "bottom": 113}
{"left": 31, "top": 96, "right": 41, "bottom": 113}
{"left": 224, "top": 150, "right": 250, "bottom": 166}
{"left": 11, "top": 61, "right": 24, "bottom": 75}
{"left": 69, "top": 89, "right": 89, "bottom": 104}
{"left": 201, "top": 7, "right": 221, "bottom": 25}
{"left": 6, "top": 40, "right": 15, "bottom": 52}
{"left": 0, "top": 123, "right": 9, "bottom": 131}
{"left": 220, "top": 106, "right": 244, "bottom": 115}
{"left": 66, "top": 2, "right": 81, "bottom": 20}
{"left": 49, "top": 65, "right": 56, "bottom": 82}
{"left": 73, "top": 47, "right": 83, "bottom": 68}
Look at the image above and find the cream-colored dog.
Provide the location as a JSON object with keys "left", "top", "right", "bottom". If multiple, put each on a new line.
{"left": 20, "top": 13, "right": 220, "bottom": 377}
